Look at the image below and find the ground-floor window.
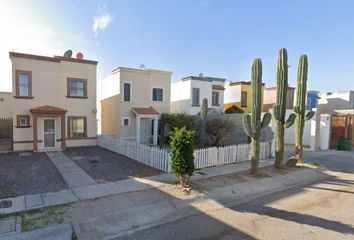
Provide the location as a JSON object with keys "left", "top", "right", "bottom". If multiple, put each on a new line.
{"left": 68, "top": 116, "right": 87, "bottom": 138}
{"left": 122, "top": 117, "right": 130, "bottom": 127}
{"left": 16, "top": 115, "right": 30, "bottom": 128}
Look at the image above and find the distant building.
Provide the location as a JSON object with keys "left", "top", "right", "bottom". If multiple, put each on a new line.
{"left": 224, "top": 81, "right": 265, "bottom": 113}
{"left": 263, "top": 86, "right": 295, "bottom": 112}
{"left": 171, "top": 75, "right": 225, "bottom": 115}
{"left": 318, "top": 90, "right": 354, "bottom": 113}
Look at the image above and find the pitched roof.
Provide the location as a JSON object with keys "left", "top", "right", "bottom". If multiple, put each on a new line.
{"left": 212, "top": 85, "right": 225, "bottom": 91}
{"left": 132, "top": 107, "right": 159, "bottom": 115}
{"left": 30, "top": 105, "right": 67, "bottom": 114}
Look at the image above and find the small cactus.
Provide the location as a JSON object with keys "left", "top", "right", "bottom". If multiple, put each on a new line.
{"left": 272, "top": 48, "right": 296, "bottom": 169}
{"left": 200, "top": 98, "right": 208, "bottom": 147}
{"left": 242, "top": 58, "right": 272, "bottom": 175}
{"left": 294, "top": 55, "right": 315, "bottom": 163}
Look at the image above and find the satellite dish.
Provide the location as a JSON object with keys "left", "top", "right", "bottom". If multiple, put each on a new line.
{"left": 76, "top": 52, "right": 84, "bottom": 60}
{"left": 199, "top": 73, "right": 204, "bottom": 78}
{"left": 63, "top": 50, "right": 73, "bottom": 58}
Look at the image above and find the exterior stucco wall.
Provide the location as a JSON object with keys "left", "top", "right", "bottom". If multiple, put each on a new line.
{"left": 11, "top": 56, "right": 97, "bottom": 151}
{"left": 171, "top": 79, "right": 224, "bottom": 115}
{"left": 0, "top": 92, "right": 13, "bottom": 118}
{"left": 318, "top": 91, "right": 354, "bottom": 113}
{"left": 100, "top": 67, "right": 171, "bottom": 139}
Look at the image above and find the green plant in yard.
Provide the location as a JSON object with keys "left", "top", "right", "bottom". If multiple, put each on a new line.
{"left": 225, "top": 105, "right": 244, "bottom": 114}
{"left": 242, "top": 58, "right": 272, "bottom": 175}
{"left": 272, "top": 48, "right": 296, "bottom": 169}
{"left": 200, "top": 98, "right": 208, "bottom": 147}
{"left": 206, "top": 118, "right": 233, "bottom": 147}
{"left": 293, "top": 54, "right": 315, "bottom": 163}
{"left": 160, "top": 113, "right": 196, "bottom": 145}
{"left": 170, "top": 127, "right": 195, "bottom": 187}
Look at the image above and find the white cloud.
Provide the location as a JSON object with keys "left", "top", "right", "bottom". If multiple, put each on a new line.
{"left": 92, "top": 14, "right": 113, "bottom": 37}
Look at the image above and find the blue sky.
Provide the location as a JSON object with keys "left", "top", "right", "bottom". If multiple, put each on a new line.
{"left": 1, "top": 0, "right": 354, "bottom": 92}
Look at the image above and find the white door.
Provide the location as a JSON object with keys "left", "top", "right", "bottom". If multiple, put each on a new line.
{"left": 43, "top": 119, "right": 55, "bottom": 148}
{"left": 139, "top": 119, "right": 149, "bottom": 143}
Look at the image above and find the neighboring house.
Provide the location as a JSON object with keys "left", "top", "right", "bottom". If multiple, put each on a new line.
{"left": 9, "top": 51, "right": 98, "bottom": 151}
{"left": 0, "top": 92, "right": 13, "bottom": 118}
{"left": 318, "top": 90, "right": 354, "bottom": 113}
{"left": 263, "top": 86, "right": 295, "bottom": 112}
{"left": 306, "top": 90, "right": 319, "bottom": 110}
{"left": 224, "top": 81, "right": 265, "bottom": 113}
{"left": 100, "top": 66, "right": 172, "bottom": 145}
{"left": 171, "top": 75, "right": 225, "bottom": 115}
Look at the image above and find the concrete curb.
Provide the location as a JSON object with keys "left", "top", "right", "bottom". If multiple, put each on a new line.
{"left": 0, "top": 160, "right": 273, "bottom": 215}
{"left": 0, "top": 223, "right": 73, "bottom": 240}
{"left": 75, "top": 167, "right": 329, "bottom": 239}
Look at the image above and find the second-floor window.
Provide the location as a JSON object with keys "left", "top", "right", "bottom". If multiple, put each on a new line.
{"left": 15, "top": 70, "right": 32, "bottom": 98}
{"left": 212, "top": 91, "right": 219, "bottom": 106}
{"left": 152, "top": 88, "right": 163, "bottom": 101}
{"left": 67, "top": 78, "right": 87, "bottom": 98}
{"left": 123, "top": 83, "right": 131, "bottom": 102}
{"left": 241, "top": 91, "right": 247, "bottom": 107}
{"left": 192, "top": 88, "right": 200, "bottom": 106}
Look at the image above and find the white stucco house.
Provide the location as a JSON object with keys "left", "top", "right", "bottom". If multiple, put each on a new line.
{"left": 318, "top": 90, "right": 354, "bottom": 113}
{"left": 100, "top": 66, "right": 172, "bottom": 145}
{"left": 171, "top": 75, "right": 226, "bottom": 115}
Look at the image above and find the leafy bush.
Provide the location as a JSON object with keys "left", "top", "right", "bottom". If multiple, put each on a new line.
{"left": 170, "top": 127, "right": 195, "bottom": 187}
{"left": 206, "top": 118, "right": 234, "bottom": 146}
{"left": 225, "top": 105, "right": 244, "bottom": 114}
{"left": 160, "top": 113, "right": 197, "bottom": 146}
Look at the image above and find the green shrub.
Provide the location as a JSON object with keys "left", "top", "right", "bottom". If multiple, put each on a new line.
{"left": 225, "top": 105, "right": 244, "bottom": 114}
{"left": 170, "top": 127, "right": 195, "bottom": 187}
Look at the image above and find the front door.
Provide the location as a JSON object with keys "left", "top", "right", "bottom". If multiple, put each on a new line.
{"left": 44, "top": 119, "right": 55, "bottom": 148}
{"left": 139, "top": 118, "right": 149, "bottom": 143}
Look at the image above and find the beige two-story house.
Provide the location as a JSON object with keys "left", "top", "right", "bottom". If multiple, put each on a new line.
{"left": 100, "top": 66, "right": 172, "bottom": 145}
{"left": 9, "top": 52, "right": 98, "bottom": 151}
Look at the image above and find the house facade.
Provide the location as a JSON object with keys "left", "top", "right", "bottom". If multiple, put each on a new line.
{"left": 100, "top": 67, "right": 172, "bottom": 145}
{"left": 9, "top": 52, "right": 98, "bottom": 151}
{"left": 318, "top": 90, "right": 354, "bottom": 113}
{"left": 263, "top": 86, "right": 295, "bottom": 112}
{"left": 0, "top": 92, "right": 13, "bottom": 118}
{"left": 171, "top": 75, "right": 225, "bottom": 115}
{"left": 224, "top": 81, "right": 265, "bottom": 113}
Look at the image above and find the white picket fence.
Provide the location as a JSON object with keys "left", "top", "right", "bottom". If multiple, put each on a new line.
{"left": 98, "top": 135, "right": 273, "bottom": 172}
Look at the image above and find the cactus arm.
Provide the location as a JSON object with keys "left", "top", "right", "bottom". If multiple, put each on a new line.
{"left": 242, "top": 114, "right": 255, "bottom": 138}
{"left": 272, "top": 104, "right": 281, "bottom": 120}
{"left": 261, "top": 112, "right": 272, "bottom": 129}
{"left": 284, "top": 113, "right": 296, "bottom": 128}
{"left": 305, "top": 111, "right": 315, "bottom": 121}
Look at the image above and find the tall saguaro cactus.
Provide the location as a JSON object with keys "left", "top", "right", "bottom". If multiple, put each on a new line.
{"left": 200, "top": 98, "right": 208, "bottom": 147}
{"left": 294, "top": 55, "right": 315, "bottom": 162}
{"left": 242, "top": 59, "right": 272, "bottom": 175}
{"left": 272, "top": 48, "right": 296, "bottom": 169}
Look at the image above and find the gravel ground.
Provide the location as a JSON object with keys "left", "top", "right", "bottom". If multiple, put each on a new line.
{"left": 64, "top": 146, "right": 162, "bottom": 183}
{"left": 0, "top": 152, "right": 67, "bottom": 197}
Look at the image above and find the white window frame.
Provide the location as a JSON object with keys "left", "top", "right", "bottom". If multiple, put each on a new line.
{"left": 122, "top": 117, "right": 131, "bottom": 127}
{"left": 192, "top": 88, "right": 200, "bottom": 107}
{"left": 122, "top": 82, "right": 132, "bottom": 102}
{"left": 152, "top": 87, "right": 164, "bottom": 102}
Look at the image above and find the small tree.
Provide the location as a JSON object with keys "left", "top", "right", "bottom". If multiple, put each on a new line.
{"left": 160, "top": 113, "right": 196, "bottom": 145}
{"left": 170, "top": 127, "right": 195, "bottom": 187}
{"left": 206, "top": 118, "right": 234, "bottom": 147}
{"left": 225, "top": 105, "right": 244, "bottom": 114}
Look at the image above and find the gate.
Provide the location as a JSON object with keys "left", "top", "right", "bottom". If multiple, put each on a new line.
{"left": 0, "top": 117, "right": 13, "bottom": 151}
{"left": 330, "top": 115, "right": 354, "bottom": 149}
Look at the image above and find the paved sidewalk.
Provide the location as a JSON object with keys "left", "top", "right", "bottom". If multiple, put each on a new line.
{"left": 46, "top": 152, "right": 96, "bottom": 188}
{"left": 0, "top": 159, "right": 273, "bottom": 215}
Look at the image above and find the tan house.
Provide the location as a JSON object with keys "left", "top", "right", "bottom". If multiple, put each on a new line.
{"left": 8, "top": 52, "right": 98, "bottom": 151}
{"left": 263, "top": 86, "right": 295, "bottom": 112}
{"left": 100, "top": 66, "right": 172, "bottom": 145}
